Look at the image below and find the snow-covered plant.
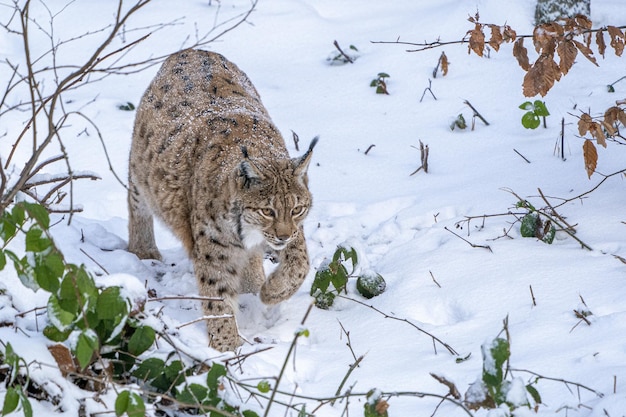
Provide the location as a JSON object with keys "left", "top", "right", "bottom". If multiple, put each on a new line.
{"left": 516, "top": 200, "right": 555, "bottom": 244}
{"left": 519, "top": 100, "right": 550, "bottom": 129}
{"left": 311, "top": 246, "right": 386, "bottom": 309}
{"left": 465, "top": 322, "right": 541, "bottom": 413}
{"left": 370, "top": 72, "right": 390, "bottom": 94}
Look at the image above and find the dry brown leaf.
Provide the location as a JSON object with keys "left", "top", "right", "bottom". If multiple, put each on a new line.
{"left": 557, "top": 40, "right": 577, "bottom": 75}
{"left": 583, "top": 139, "right": 598, "bottom": 179}
{"left": 604, "top": 106, "right": 622, "bottom": 128}
{"left": 618, "top": 107, "right": 626, "bottom": 126}
{"left": 488, "top": 24, "right": 503, "bottom": 51}
{"left": 375, "top": 399, "right": 390, "bottom": 415}
{"left": 513, "top": 38, "right": 530, "bottom": 71}
{"left": 596, "top": 30, "right": 606, "bottom": 58}
{"left": 533, "top": 23, "right": 560, "bottom": 55}
{"left": 607, "top": 25, "right": 625, "bottom": 56}
{"left": 573, "top": 40, "right": 599, "bottom": 66}
{"left": 441, "top": 52, "right": 449, "bottom": 76}
{"left": 503, "top": 25, "right": 516, "bottom": 42}
{"left": 578, "top": 113, "right": 593, "bottom": 136}
{"left": 591, "top": 123, "right": 607, "bottom": 147}
{"left": 602, "top": 120, "right": 617, "bottom": 136}
{"left": 523, "top": 55, "right": 559, "bottom": 97}
{"left": 575, "top": 15, "right": 593, "bottom": 31}
{"left": 48, "top": 344, "right": 77, "bottom": 377}
{"left": 468, "top": 23, "right": 485, "bottom": 56}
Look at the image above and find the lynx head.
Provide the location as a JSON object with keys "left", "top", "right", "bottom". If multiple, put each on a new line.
{"left": 236, "top": 137, "right": 318, "bottom": 250}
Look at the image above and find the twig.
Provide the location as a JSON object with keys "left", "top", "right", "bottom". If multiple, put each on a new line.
{"left": 536, "top": 188, "right": 593, "bottom": 250}
{"left": 333, "top": 40, "right": 354, "bottom": 64}
{"left": 429, "top": 271, "right": 441, "bottom": 288}
{"left": 529, "top": 285, "right": 536, "bottom": 307}
{"left": 148, "top": 295, "right": 224, "bottom": 303}
{"left": 513, "top": 148, "right": 531, "bottom": 163}
{"left": 79, "top": 248, "right": 109, "bottom": 275}
{"left": 419, "top": 79, "right": 437, "bottom": 102}
{"left": 176, "top": 314, "right": 233, "bottom": 329}
{"left": 511, "top": 368, "right": 604, "bottom": 399}
{"left": 429, "top": 373, "right": 461, "bottom": 399}
{"left": 463, "top": 100, "right": 489, "bottom": 126}
{"left": 364, "top": 144, "right": 376, "bottom": 155}
{"left": 338, "top": 295, "right": 458, "bottom": 355}
{"left": 444, "top": 226, "right": 492, "bottom": 252}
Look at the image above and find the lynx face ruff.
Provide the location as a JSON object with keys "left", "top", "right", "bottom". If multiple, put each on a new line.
{"left": 128, "top": 49, "right": 316, "bottom": 351}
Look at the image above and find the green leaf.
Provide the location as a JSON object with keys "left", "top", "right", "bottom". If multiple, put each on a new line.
{"left": 34, "top": 253, "right": 62, "bottom": 293}
{"left": 47, "top": 294, "right": 76, "bottom": 331}
{"left": 23, "top": 202, "right": 50, "bottom": 229}
{"left": 518, "top": 101, "right": 534, "bottom": 110}
{"left": 18, "top": 391, "right": 32, "bottom": 417}
{"left": 330, "top": 264, "right": 348, "bottom": 293}
{"left": 310, "top": 266, "right": 332, "bottom": 295}
{"left": 243, "top": 411, "right": 261, "bottom": 417}
{"left": 378, "top": 72, "right": 390, "bottom": 78}
{"left": 128, "top": 325, "right": 155, "bottom": 356}
{"left": 0, "top": 250, "right": 6, "bottom": 270}
{"left": 115, "top": 390, "right": 130, "bottom": 416}
{"left": 0, "top": 212, "right": 17, "bottom": 243}
{"left": 521, "top": 111, "right": 541, "bottom": 129}
{"left": 25, "top": 227, "right": 51, "bottom": 252}
{"left": 76, "top": 331, "right": 99, "bottom": 370}
{"left": 2, "top": 387, "right": 19, "bottom": 415}
{"left": 177, "top": 383, "right": 209, "bottom": 405}
{"left": 533, "top": 100, "right": 550, "bottom": 117}
{"left": 97, "top": 286, "right": 128, "bottom": 320}
{"left": 257, "top": 380, "right": 271, "bottom": 393}
{"left": 133, "top": 357, "right": 165, "bottom": 380}
{"left": 370, "top": 79, "right": 379, "bottom": 87}
{"left": 43, "top": 324, "right": 72, "bottom": 342}
{"left": 126, "top": 392, "right": 145, "bottom": 417}
{"left": 520, "top": 213, "right": 538, "bottom": 238}
{"left": 526, "top": 384, "right": 542, "bottom": 404}
{"left": 206, "top": 362, "right": 227, "bottom": 392}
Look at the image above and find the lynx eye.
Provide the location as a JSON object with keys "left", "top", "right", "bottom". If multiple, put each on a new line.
{"left": 291, "top": 205, "right": 306, "bottom": 217}
{"left": 259, "top": 208, "right": 275, "bottom": 218}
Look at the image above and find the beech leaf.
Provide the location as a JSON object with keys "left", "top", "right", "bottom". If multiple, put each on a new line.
{"left": 583, "top": 139, "right": 597, "bottom": 179}
{"left": 557, "top": 40, "right": 577, "bottom": 75}
{"left": 513, "top": 38, "right": 530, "bottom": 71}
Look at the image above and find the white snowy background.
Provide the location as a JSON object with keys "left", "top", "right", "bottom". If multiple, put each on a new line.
{"left": 1, "top": 0, "right": 626, "bottom": 416}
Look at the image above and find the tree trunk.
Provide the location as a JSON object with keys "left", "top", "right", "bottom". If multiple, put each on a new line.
{"left": 535, "top": 0, "right": 590, "bottom": 24}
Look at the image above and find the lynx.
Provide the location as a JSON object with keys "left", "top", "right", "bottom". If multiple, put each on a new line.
{"left": 128, "top": 49, "right": 317, "bottom": 351}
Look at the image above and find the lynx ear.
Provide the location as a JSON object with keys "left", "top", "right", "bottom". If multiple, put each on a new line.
{"left": 293, "top": 136, "right": 319, "bottom": 177}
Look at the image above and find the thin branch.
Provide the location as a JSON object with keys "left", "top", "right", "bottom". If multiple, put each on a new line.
{"left": 338, "top": 295, "right": 458, "bottom": 356}
{"left": 333, "top": 40, "right": 354, "bottom": 64}
{"left": 444, "top": 226, "right": 493, "bottom": 252}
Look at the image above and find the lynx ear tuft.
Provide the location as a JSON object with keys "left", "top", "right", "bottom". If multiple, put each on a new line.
{"left": 293, "top": 136, "right": 319, "bottom": 175}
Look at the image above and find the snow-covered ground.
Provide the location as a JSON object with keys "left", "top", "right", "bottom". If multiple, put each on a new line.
{"left": 2, "top": 0, "right": 626, "bottom": 416}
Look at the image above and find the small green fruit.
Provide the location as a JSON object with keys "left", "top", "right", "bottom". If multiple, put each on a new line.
{"left": 356, "top": 273, "right": 386, "bottom": 299}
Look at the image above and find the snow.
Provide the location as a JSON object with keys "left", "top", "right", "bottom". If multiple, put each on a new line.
{"left": 2, "top": 0, "right": 626, "bottom": 416}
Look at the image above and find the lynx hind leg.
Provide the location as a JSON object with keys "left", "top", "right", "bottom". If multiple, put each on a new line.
{"left": 260, "top": 230, "right": 309, "bottom": 305}
{"left": 128, "top": 182, "right": 161, "bottom": 260}
{"left": 239, "top": 251, "right": 266, "bottom": 294}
